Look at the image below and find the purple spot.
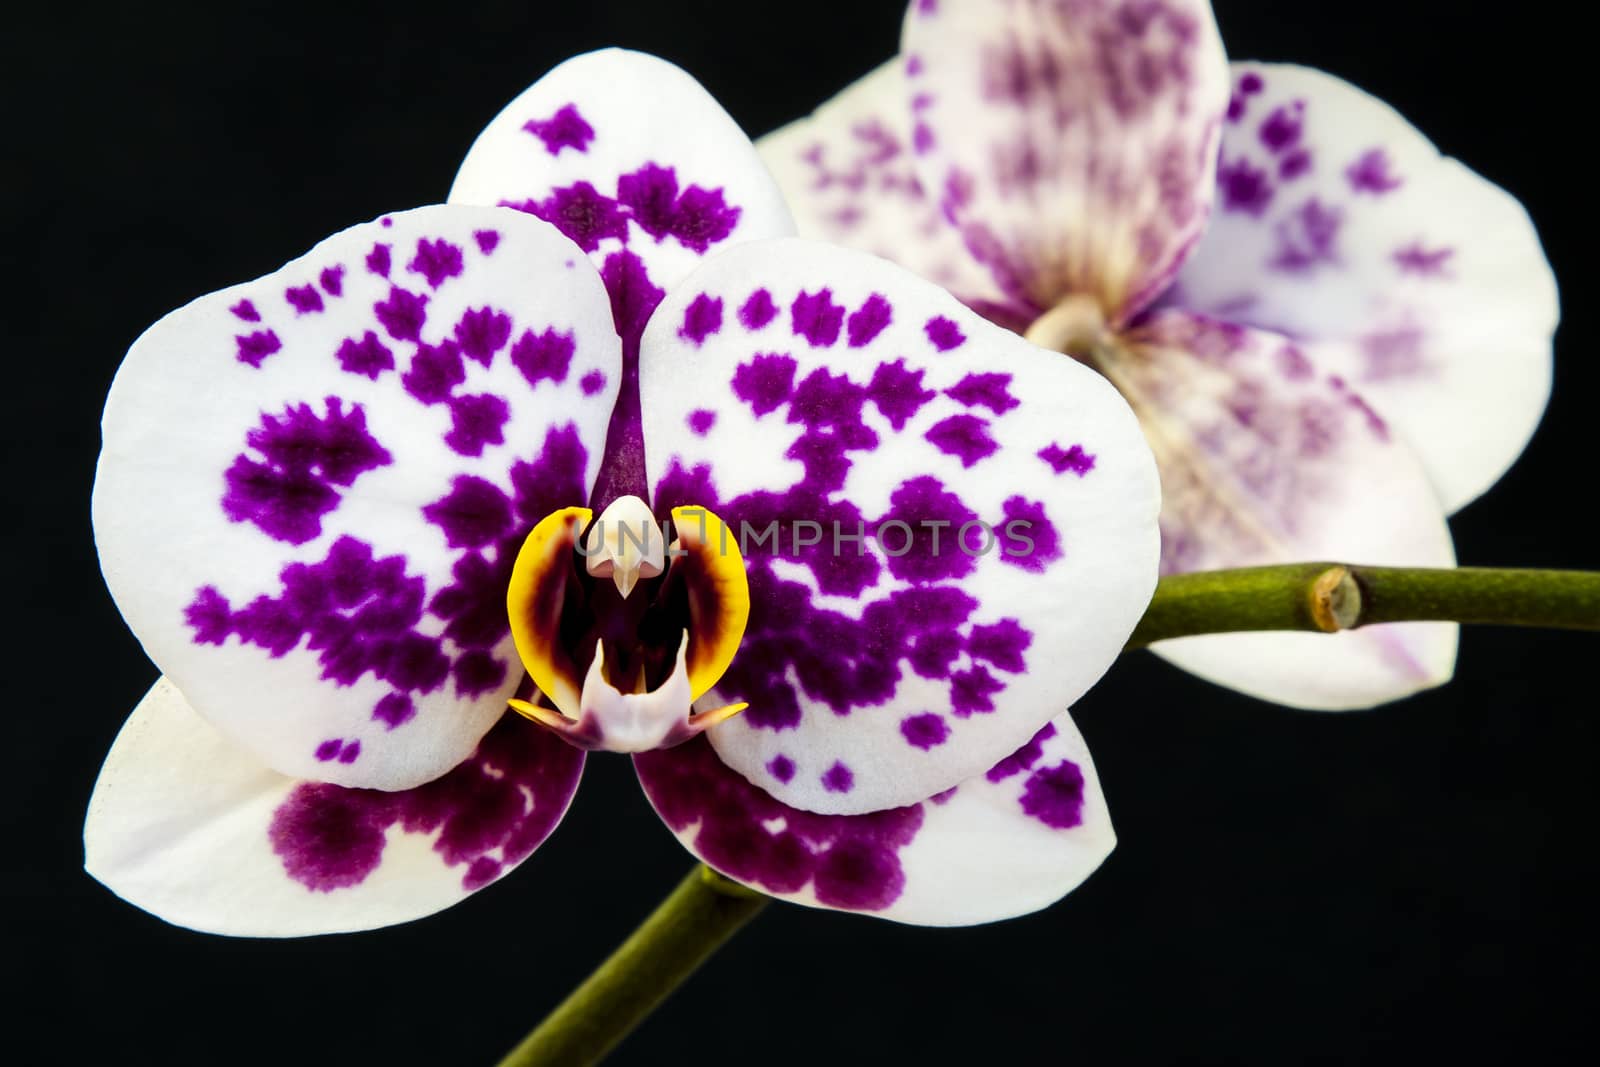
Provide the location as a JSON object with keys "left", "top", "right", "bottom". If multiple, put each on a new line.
{"left": 337, "top": 740, "right": 362, "bottom": 764}
{"left": 877, "top": 475, "right": 980, "bottom": 584}
{"left": 453, "top": 650, "right": 508, "bottom": 698}
{"left": 269, "top": 716, "right": 584, "bottom": 892}
{"left": 1258, "top": 103, "right": 1303, "bottom": 153}
{"left": 908, "top": 630, "right": 962, "bottom": 678}
{"left": 221, "top": 398, "right": 392, "bottom": 544}
{"left": 366, "top": 243, "right": 392, "bottom": 277}
{"left": 1360, "top": 326, "right": 1426, "bottom": 381}
{"left": 513, "top": 182, "right": 628, "bottom": 252}
{"left": 739, "top": 288, "right": 779, "bottom": 330}
{"left": 732, "top": 353, "right": 798, "bottom": 416}
{"left": 234, "top": 330, "right": 282, "bottom": 368}
{"left": 1393, "top": 242, "right": 1454, "bottom": 276}
{"left": 580, "top": 370, "right": 607, "bottom": 396}
{"left": 687, "top": 409, "right": 716, "bottom": 435}
{"left": 286, "top": 285, "right": 323, "bottom": 315}
{"left": 1240, "top": 72, "right": 1264, "bottom": 93}
{"left": 373, "top": 286, "right": 427, "bottom": 342}
{"left": 913, "top": 123, "right": 935, "bottom": 154}
{"left": 900, "top": 713, "right": 950, "bottom": 750}
{"left": 669, "top": 185, "right": 742, "bottom": 254}
{"left": 445, "top": 393, "right": 511, "bottom": 456}
{"left": 1278, "top": 149, "right": 1312, "bottom": 180}
{"left": 463, "top": 857, "right": 502, "bottom": 891}
{"left": 473, "top": 229, "right": 500, "bottom": 255}
{"left": 269, "top": 783, "right": 390, "bottom": 890}
{"left": 637, "top": 737, "right": 919, "bottom": 910}
{"left": 1346, "top": 148, "right": 1403, "bottom": 194}
{"left": 999, "top": 496, "right": 1061, "bottom": 573}
{"left": 1019, "top": 759, "right": 1085, "bottom": 828}
{"left": 408, "top": 238, "right": 464, "bottom": 289}
{"left": 423, "top": 476, "right": 514, "bottom": 550}
{"left": 866, "top": 359, "right": 935, "bottom": 431}
{"left": 615, "top": 163, "right": 678, "bottom": 239}
{"left": 1271, "top": 198, "right": 1343, "bottom": 272}
{"left": 380, "top": 217, "right": 393, "bottom": 228}
{"left": 1278, "top": 343, "right": 1315, "bottom": 381}
{"left": 950, "top": 666, "right": 1004, "bottom": 717}
{"left": 1218, "top": 156, "right": 1273, "bottom": 216}
{"left": 615, "top": 163, "right": 741, "bottom": 253}
{"left": 791, "top": 289, "right": 846, "bottom": 347}
{"left": 821, "top": 761, "right": 855, "bottom": 793}
{"left": 335, "top": 330, "right": 396, "bottom": 380}
{"left": 846, "top": 294, "right": 893, "bottom": 347}
{"left": 945, "top": 372, "right": 1017, "bottom": 414}
{"left": 319, "top": 266, "right": 345, "bottom": 296}
{"left": 454, "top": 307, "right": 513, "bottom": 366}
{"left": 403, "top": 340, "right": 466, "bottom": 405}
{"left": 986, "top": 722, "right": 1058, "bottom": 782}
{"left": 230, "top": 299, "right": 260, "bottom": 322}
{"left": 522, "top": 103, "right": 595, "bottom": 155}
{"left": 509, "top": 327, "right": 575, "bottom": 387}
{"left": 1038, "top": 442, "right": 1096, "bottom": 476}
{"left": 768, "top": 755, "right": 796, "bottom": 783}
{"left": 925, "top": 414, "right": 998, "bottom": 468}
{"left": 968, "top": 619, "right": 1032, "bottom": 673}
{"left": 679, "top": 293, "right": 724, "bottom": 345}
{"left": 923, "top": 316, "right": 965, "bottom": 351}
{"left": 372, "top": 693, "right": 416, "bottom": 729}
{"left": 315, "top": 739, "right": 342, "bottom": 761}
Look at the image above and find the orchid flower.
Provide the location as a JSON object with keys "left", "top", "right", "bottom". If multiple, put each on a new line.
{"left": 760, "top": 0, "right": 1560, "bottom": 709}
{"left": 86, "top": 49, "right": 1162, "bottom": 935}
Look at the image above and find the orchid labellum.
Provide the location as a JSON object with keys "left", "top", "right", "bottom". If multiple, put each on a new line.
{"left": 86, "top": 49, "right": 1162, "bottom": 934}
{"left": 760, "top": 0, "right": 1559, "bottom": 709}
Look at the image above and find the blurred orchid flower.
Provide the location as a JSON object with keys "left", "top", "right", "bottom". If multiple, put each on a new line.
{"left": 760, "top": 0, "right": 1559, "bottom": 709}
{"left": 87, "top": 49, "right": 1162, "bottom": 935}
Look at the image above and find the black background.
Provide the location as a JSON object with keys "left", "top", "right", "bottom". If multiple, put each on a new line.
{"left": 5, "top": 1, "right": 1595, "bottom": 1063}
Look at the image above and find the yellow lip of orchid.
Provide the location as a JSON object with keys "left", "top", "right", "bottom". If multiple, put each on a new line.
{"left": 504, "top": 497, "right": 750, "bottom": 751}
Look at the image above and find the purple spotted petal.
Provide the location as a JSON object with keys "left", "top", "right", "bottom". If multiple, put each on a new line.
{"left": 449, "top": 48, "right": 794, "bottom": 299}
{"left": 635, "top": 709, "right": 1112, "bottom": 925}
{"left": 1122, "top": 310, "right": 1457, "bottom": 708}
{"left": 93, "top": 207, "right": 621, "bottom": 789}
{"left": 639, "top": 238, "right": 1159, "bottom": 815}
{"left": 901, "top": 0, "right": 1229, "bottom": 322}
{"left": 758, "top": 61, "right": 1025, "bottom": 329}
{"left": 448, "top": 48, "right": 795, "bottom": 506}
{"left": 1167, "top": 63, "right": 1558, "bottom": 511}
{"left": 84, "top": 679, "right": 584, "bottom": 936}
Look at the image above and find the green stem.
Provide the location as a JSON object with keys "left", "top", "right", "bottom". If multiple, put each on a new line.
{"left": 1127, "top": 564, "right": 1600, "bottom": 648}
{"left": 496, "top": 866, "right": 767, "bottom": 1067}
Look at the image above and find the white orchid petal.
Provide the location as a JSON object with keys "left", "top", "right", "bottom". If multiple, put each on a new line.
{"left": 85, "top": 678, "right": 584, "bottom": 937}
{"left": 758, "top": 60, "right": 1021, "bottom": 326}
{"left": 636, "top": 709, "right": 1112, "bottom": 925}
{"left": 93, "top": 206, "right": 620, "bottom": 789}
{"left": 1124, "top": 311, "right": 1457, "bottom": 709}
{"left": 901, "top": 0, "right": 1230, "bottom": 320}
{"left": 1169, "top": 62, "right": 1558, "bottom": 512}
{"left": 638, "top": 237, "right": 1160, "bottom": 815}
{"left": 448, "top": 48, "right": 796, "bottom": 508}
{"left": 449, "top": 48, "right": 795, "bottom": 298}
